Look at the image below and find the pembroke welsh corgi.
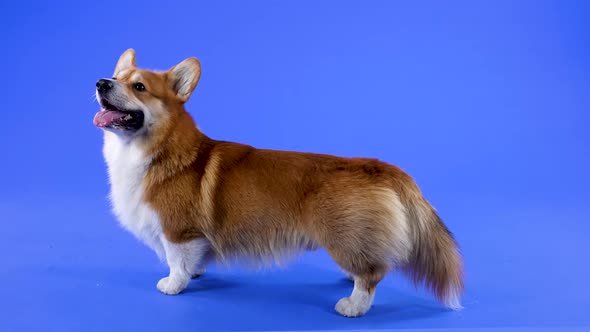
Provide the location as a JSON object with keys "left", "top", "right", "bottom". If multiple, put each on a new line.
{"left": 94, "top": 49, "right": 464, "bottom": 317}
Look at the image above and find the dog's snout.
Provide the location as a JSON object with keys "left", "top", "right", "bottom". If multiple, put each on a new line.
{"left": 96, "top": 79, "right": 114, "bottom": 92}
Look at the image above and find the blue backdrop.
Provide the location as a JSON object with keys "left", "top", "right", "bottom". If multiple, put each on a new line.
{"left": 1, "top": 1, "right": 589, "bottom": 331}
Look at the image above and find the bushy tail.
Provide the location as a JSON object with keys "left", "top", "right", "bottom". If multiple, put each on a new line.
{"left": 402, "top": 197, "right": 464, "bottom": 310}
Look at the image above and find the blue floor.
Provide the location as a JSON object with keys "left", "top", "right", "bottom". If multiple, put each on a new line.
{"left": 1, "top": 193, "right": 588, "bottom": 331}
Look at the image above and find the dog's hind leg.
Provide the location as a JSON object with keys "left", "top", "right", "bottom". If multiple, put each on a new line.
{"left": 325, "top": 241, "right": 389, "bottom": 317}
{"left": 334, "top": 265, "right": 386, "bottom": 317}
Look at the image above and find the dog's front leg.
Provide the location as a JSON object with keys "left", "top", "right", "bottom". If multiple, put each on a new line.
{"left": 157, "top": 237, "right": 210, "bottom": 295}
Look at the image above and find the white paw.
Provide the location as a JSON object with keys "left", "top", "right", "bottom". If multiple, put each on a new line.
{"left": 335, "top": 297, "right": 370, "bottom": 317}
{"left": 156, "top": 277, "right": 186, "bottom": 295}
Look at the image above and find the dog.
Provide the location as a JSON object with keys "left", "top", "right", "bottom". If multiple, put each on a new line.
{"left": 94, "top": 49, "right": 464, "bottom": 317}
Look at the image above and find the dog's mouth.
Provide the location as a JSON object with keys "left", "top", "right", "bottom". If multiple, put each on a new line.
{"left": 94, "top": 99, "right": 144, "bottom": 130}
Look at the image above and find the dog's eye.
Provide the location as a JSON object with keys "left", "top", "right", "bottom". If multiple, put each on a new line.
{"left": 134, "top": 82, "right": 146, "bottom": 92}
{"left": 111, "top": 77, "right": 117, "bottom": 80}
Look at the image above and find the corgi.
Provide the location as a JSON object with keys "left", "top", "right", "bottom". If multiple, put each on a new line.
{"left": 94, "top": 49, "right": 464, "bottom": 317}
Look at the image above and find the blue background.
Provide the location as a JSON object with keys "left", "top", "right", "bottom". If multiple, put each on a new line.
{"left": 1, "top": 0, "right": 589, "bottom": 331}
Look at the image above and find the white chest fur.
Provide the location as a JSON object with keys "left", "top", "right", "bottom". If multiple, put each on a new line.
{"left": 103, "top": 133, "right": 165, "bottom": 260}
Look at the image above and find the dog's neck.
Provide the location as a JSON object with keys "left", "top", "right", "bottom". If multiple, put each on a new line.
{"left": 145, "top": 110, "right": 208, "bottom": 184}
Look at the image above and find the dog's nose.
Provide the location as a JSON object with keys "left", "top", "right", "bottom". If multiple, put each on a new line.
{"left": 96, "top": 79, "right": 114, "bottom": 92}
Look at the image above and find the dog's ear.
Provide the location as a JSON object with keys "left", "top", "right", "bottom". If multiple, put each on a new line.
{"left": 168, "top": 58, "right": 201, "bottom": 102}
{"left": 114, "top": 49, "right": 136, "bottom": 77}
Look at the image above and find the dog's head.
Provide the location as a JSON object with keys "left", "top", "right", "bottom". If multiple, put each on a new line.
{"left": 94, "top": 49, "right": 201, "bottom": 140}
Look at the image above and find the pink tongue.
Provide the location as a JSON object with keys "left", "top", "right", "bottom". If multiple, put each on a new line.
{"left": 93, "top": 110, "right": 127, "bottom": 128}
